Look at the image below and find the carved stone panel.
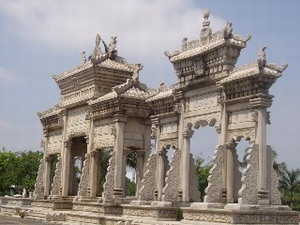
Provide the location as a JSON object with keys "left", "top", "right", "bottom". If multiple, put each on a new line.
{"left": 160, "top": 123, "right": 178, "bottom": 140}
{"left": 93, "top": 123, "right": 115, "bottom": 148}
{"left": 189, "top": 92, "right": 218, "bottom": 112}
{"left": 66, "top": 106, "right": 90, "bottom": 137}
{"left": 47, "top": 130, "right": 63, "bottom": 154}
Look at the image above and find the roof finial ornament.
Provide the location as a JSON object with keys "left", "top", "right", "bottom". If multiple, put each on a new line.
{"left": 257, "top": 46, "right": 267, "bottom": 70}
{"left": 202, "top": 9, "right": 210, "bottom": 27}
{"left": 132, "top": 64, "right": 143, "bottom": 83}
{"left": 80, "top": 51, "right": 87, "bottom": 65}
{"left": 108, "top": 36, "right": 118, "bottom": 60}
{"left": 91, "top": 33, "right": 102, "bottom": 62}
{"left": 223, "top": 22, "right": 233, "bottom": 39}
{"left": 200, "top": 9, "right": 212, "bottom": 45}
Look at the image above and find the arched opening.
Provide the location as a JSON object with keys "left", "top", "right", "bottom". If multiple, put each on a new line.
{"left": 68, "top": 136, "right": 87, "bottom": 196}
{"left": 190, "top": 122, "right": 219, "bottom": 202}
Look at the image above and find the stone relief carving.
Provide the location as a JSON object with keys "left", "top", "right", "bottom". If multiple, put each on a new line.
{"left": 229, "top": 110, "right": 253, "bottom": 124}
{"left": 47, "top": 130, "right": 63, "bottom": 154}
{"left": 227, "top": 128, "right": 255, "bottom": 142}
{"left": 67, "top": 106, "right": 90, "bottom": 137}
{"left": 162, "top": 149, "right": 180, "bottom": 202}
{"left": 161, "top": 123, "right": 177, "bottom": 135}
{"left": 185, "top": 112, "right": 220, "bottom": 129}
{"left": 50, "top": 154, "right": 62, "bottom": 196}
{"left": 204, "top": 145, "right": 224, "bottom": 203}
{"left": 102, "top": 151, "right": 115, "bottom": 202}
{"left": 77, "top": 153, "right": 90, "bottom": 197}
{"left": 189, "top": 154, "right": 201, "bottom": 202}
{"left": 267, "top": 145, "right": 281, "bottom": 205}
{"left": 93, "top": 124, "right": 115, "bottom": 148}
{"left": 238, "top": 144, "right": 258, "bottom": 204}
{"left": 33, "top": 158, "right": 45, "bottom": 199}
{"left": 189, "top": 93, "right": 218, "bottom": 112}
{"left": 159, "top": 139, "right": 178, "bottom": 150}
{"left": 138, "top": 154, "right": 157, "bottom": 201}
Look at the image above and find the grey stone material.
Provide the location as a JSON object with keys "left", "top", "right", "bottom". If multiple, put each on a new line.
{"left": 28, "top": 9, "right": 293, "bottom": 225}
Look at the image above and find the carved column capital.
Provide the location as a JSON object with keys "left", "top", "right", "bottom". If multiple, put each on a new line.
{"left": 249, "top": 95, "right": 273, "bottom": 108}
{"left": 151, "top": 117, "right": 160, "bottom": 126}
{"left": 183, "top": 128, "right": 194, "bottom": 139}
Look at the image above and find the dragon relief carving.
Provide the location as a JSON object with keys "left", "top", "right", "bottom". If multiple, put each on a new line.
{"left": 77, "top": 153, "right": 91, "bottom": 197}
{"left": 138, "top": 154, "right": 157, "bottom": 201}
{"left": 204, "top": 145, "right": 225, "bottom": 203}
{"left": 33, "top": 158, "right": 45, "bottom": 199}
{"left": 102, "top": 151, "right": 115, "bottom": 202}
{"left": 50, "top": 154, "right": 62, "bottom": 196}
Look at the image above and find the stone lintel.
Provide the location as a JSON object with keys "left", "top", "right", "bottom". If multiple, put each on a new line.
{"left": 113, "top": 114, "right": 127, "bottom": 123}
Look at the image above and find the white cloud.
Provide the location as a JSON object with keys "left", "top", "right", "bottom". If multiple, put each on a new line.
{"left": 0, "top": 0, "right": 226, "bottom": 60}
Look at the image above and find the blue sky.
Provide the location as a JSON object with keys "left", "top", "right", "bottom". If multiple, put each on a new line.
{"left": 0, "top": 0, "right": 299, "bottom": 169}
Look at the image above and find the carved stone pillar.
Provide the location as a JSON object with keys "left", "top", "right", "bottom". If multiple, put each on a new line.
{"left": 89, "top": 150, "right": 100, "bottom": 198}
{"left": 143, "top": 120, "right": 152, "bottom": 171}
{"left": 157, "top": 148, "right": 166, "bottom": 201}
{"left": 61, "top": 141, "right": 71, "bottom": 197}
{"left": 226, "top": 141, "right": 237, "bottom": 203}
{"left": 44, "top": 154, "right": 52, "bottom": 197}
{"left": 219, "top": 94, "right": 228, "bottom": 201}
{"left": 250, "top": 96, "right": 272, "bottom": 205}
{"left": 122, "top": 149, "right": 129, "bottom": 196}
{"left": 43, "top": 131, "right": 50, "bottom": 197}
{"left": 136, "top": 150, "right": 145, "bottom": 197}
{"left": 113, "top": 115, "right": 126, "bottom": 200}
{"left": 182, "top": 127, "right": 194, "bottom": 202}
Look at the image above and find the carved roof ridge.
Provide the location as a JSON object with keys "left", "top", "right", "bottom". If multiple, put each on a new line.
{"left": 218, "top": 60, "right": 287, "bottom": 84}
{"left": 37, "top": 104, "right": 62, "bottom": 119}
{"left": 146, "top": 83, "right": 178, "bottom": 102}
{"left": 89, "top": 79, "right": 154, "bottom": 105}
{"left": 52, "top": 58, "right": 134, "bottom": 82}
{"left": 52, "top": 62, "right": 93, "bottom": 82}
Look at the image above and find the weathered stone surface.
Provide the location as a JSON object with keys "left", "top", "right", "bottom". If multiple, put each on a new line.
{"left": 204, "top": 145, "right": 224, "bottom": 203}
{"left": 238, "top": 144, "right": 258, "bottom": 204}
{"left": 162, "top": 150, "right": 180, "bottom": 202}
{"left": 138, "top": 154, "right": 157, "bottom": 201}
{"left": 50, "top": 154, "right": 62, "bottom": 196}
{"left": 77, "top": 153, "right": 91, "bottom": 197}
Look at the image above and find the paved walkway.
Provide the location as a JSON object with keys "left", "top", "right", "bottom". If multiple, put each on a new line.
{"left": 0, "top": 214, "right": 62, "bottom": 225}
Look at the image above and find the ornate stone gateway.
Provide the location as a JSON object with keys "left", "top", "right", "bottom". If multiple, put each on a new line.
{"left": 32, "top": 10, "right": 298, "bottom": 224}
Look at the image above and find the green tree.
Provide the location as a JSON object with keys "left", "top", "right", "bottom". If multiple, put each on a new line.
{"left": 0, "top": 149, "right": 43, "bottom": 196}
{"left": 194, "top": 155, "right": 212, "bottom": 201}
{"left": 279, "top": 168, "right": 300, "bottom": 207}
